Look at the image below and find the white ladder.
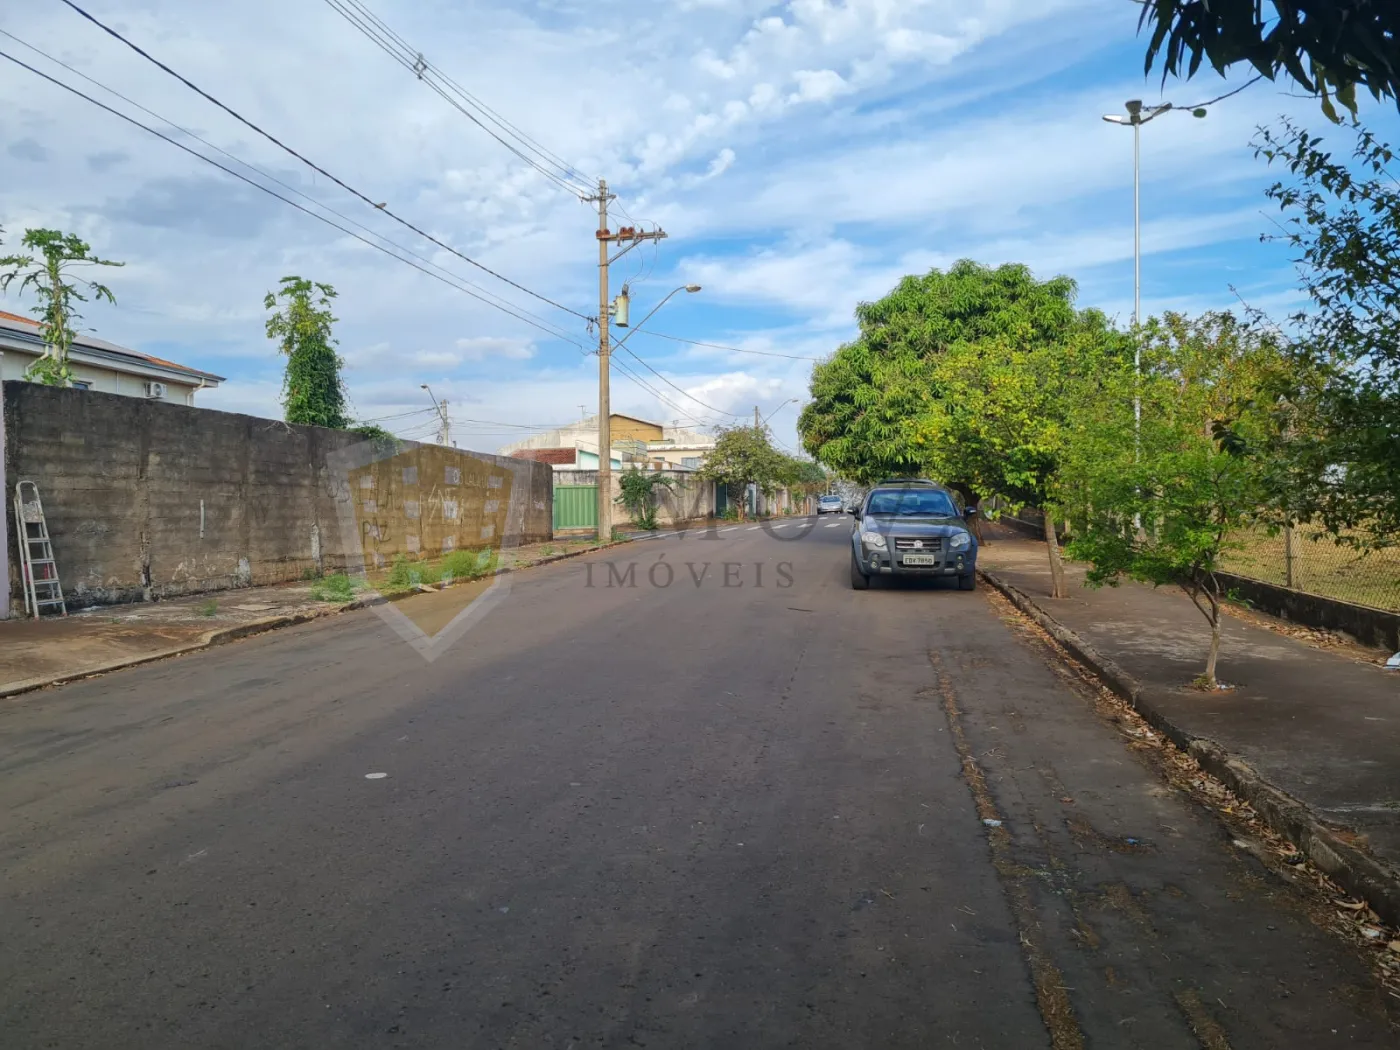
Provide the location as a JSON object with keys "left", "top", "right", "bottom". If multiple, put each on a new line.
{"left": 13, "top": 481, "right": 67, "bottom": 619}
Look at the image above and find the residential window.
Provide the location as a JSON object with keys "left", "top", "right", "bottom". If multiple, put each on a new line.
{"left": 71, "top": 380, "right": 91, "bottom": 391}
{"left": 682, "top": 457, "right": 700, "bottom": 468}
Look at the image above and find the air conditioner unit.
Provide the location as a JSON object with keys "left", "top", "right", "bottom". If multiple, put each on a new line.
{"left": 144, "top": 381, "right": 167, "bottom": 399}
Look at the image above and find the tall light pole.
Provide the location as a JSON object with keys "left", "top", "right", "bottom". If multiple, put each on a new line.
{"left": 420, "top": 383, "right": 450, "bottom": 446}
{"left": 1102, "top": 99, "right": 1171, "bottom": 441}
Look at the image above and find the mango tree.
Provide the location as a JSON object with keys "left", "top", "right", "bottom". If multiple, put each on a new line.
{"left": 913, "top": 314, "right": 1126, "bottom": 598}
{"left": 799, "top": 260, "right": 1086, "bottom": 485}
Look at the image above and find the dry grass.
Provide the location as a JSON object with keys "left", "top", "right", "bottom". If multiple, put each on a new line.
{"left": 1221, "top": 526, "right": 1400, "bottom": 613}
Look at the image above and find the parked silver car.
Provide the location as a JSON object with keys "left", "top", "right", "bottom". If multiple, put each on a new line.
{"left": 816, "top": 494, "right": 844, "bottom": 515}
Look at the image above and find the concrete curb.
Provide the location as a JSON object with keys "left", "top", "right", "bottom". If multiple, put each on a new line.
{"left": 0, "top": 541, "right": 625, "bottom": 702}
{"left": 980, "top": 566, "right": 1400, "bottom": 929}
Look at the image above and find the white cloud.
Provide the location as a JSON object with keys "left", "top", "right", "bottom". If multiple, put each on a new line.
{"left": 0, "top": 0, "right": 1335, "bottom": 463}
{"left": 789, "top": 69, "right": 851, "bottom": 104}
{"left": 453, "top": 336, "right": 536, "bottom": 361}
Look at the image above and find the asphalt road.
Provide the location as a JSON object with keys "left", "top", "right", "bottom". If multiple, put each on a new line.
{"left": 3, "top": 518, "right": 1396, "bottom": 1048}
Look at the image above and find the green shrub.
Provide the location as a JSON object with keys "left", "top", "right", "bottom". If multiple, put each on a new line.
{"left": 197, "top": 599, "right": 218, "bottom": 617}
{"left": 310, "top": 573, "right": 358, "bottom": 603}
{"left": 384, "top": 554, "right": 413, "bottom": 591}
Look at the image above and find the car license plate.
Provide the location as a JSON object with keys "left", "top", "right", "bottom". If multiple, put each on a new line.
{"left": 902, "top": 554, "right": 938, "bottom": 566}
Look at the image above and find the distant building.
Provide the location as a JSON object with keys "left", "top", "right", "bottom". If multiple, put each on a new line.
{"left": 0, "top": 310, "right": 223, "bottom": 404}
{"left": 499, "top": 414, "right": 717, "bottom": 471}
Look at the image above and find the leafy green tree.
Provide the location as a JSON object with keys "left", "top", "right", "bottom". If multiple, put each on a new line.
{"left": 616, "top": 467, "right": 676, "bottom": 530}
{"left": 265, "top": 276, "right": 348, "bottom": 429}
{"left": 799, "top": 261, "right": 1085, "bottom": 483}
{"left": 1252, "top": 118, "right": 1400, "bottom": 547}
{"left": 913, "top": 315, "right": 1126, "bottom": 597}
{"left": 0, "top": 229, "right": 122, "bottom": 386}
{"left": 699, "top": 424, "right": 789, "bottom": 520}
{"left": 1062, "top": 312, "right": 1292, "bottom": 688}
{"left": 781, "top": 456, "right": 828, "bottom": 493}
{"left": 1139, "top": 0, "right": 1400, "bottom": 121}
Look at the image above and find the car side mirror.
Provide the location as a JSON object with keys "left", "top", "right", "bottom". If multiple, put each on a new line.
{"left": 852, "top": 509, "right": 862, "bottom": 520}
{"left": 964, "top": 506, "right": 976, "bottom": 518}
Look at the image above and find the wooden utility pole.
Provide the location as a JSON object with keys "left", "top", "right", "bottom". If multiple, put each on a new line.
{"left": 585, "top": 178, "right": 666, "bottom": 541}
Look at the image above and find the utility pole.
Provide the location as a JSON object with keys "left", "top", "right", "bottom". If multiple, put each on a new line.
{"left": 421, "top": 383, "right": 450, "bottom": 446}
{"left": 585, "top": 177, "right": 667, "bottom": 541}
{"left": 754, "top": 405, "right": 760, "bottom": 429}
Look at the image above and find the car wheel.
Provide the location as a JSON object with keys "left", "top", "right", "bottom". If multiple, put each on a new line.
{"left": 958, "top": 572, "right": 977, "bottom": 591}
{"left": 850, "top": 554, "right": 870, "bottom": 590}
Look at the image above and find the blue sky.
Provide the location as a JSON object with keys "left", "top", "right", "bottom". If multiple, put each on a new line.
{"left": 3, "top": 0, "right": 1397, "bottom": 453}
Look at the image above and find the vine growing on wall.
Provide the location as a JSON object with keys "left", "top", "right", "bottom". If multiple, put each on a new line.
{"left": 265, "top": 276, "right": 349, "bottom": 429}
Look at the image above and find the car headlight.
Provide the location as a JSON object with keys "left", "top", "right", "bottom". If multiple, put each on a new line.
{"left": 948, "top": 531, "right": 971, "bottom": 551}
{"left": 860, "top": 530, "right": 887, "bottom": 549}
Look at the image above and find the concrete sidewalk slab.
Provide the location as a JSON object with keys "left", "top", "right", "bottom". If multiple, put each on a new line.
{"left": 979, "top": 529, "right": 1400, "bottom": 925}
{"left": 1, "top": 536, "right": 618, "bottom": 699}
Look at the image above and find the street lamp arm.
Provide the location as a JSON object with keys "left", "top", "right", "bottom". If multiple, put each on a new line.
{"left": 762, "top": 398, "right": 799, "bottom": 426}
{"left": 420, "top": 383, "right": 446, "bottom": 423}
{"left": 612, "top": 285, "right": 700, "bottom": 350}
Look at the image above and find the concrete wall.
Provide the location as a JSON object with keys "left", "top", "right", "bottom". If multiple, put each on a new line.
{"left": 3, "top": 382, "right": 552, "bottom": 610}
{"left": 1216, "top": 572, "right": 1400, "bottom": 652}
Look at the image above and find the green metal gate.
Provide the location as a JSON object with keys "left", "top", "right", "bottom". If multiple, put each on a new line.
{"left": 553, "top": 485, "right": 597, "bottom": 530}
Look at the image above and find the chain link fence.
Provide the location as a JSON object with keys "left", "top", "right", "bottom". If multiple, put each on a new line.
{"left": 1220, "top": 526, "right": 1400, "bottom": 614}
{"left": 988, "top": 500, "right": 1400, "bottom": 615}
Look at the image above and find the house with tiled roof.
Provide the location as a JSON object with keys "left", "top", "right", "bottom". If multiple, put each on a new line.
{"left": 0, "top": 310, "right": 224, "bottom": 404}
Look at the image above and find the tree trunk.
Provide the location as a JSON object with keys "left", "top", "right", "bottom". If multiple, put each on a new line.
{"left": 1204, "top": 609, "right": 1221, "bottom": 689}
{"left": 969, "top": 498, "right": 987, "bottom": 545}
{"left": 1043, "top": 510, "right": 1066, "bottom": 599}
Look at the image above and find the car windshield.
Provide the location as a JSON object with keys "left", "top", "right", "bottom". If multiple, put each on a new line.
{"left": 820, "top": 496, "right": 841, "bottom": 503}
{"left": 866, "top": 489, "right": 958, "bottom": 518}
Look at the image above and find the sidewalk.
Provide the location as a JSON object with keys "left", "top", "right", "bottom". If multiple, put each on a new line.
{"left": 1, "top": 536, "right": 613, "bottom": 699}
{"left": 979, "top": 528, "right": 1400, "bottom": 925}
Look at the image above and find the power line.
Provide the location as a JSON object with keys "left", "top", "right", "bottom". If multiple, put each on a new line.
{"left": 611, "top": 359, "right": 722, "bottom": 429}
{"left": 615, "top": 345, "right": 744, "bottom": 418}
{"left": 339, "top": 0, "right": 594, "bottom": 188}
{"left": 55, "top": 0, "right": 591, "bottom": 322}
{"left": 633, "top": 328, "right": 824, "bottom": 361}
{"left": 328, "top": 0, "right": 591, "bottom": 194}
{"left": 1183, "top": 74, "right": 1265, "bottom": 111}
{"left": 321, "top": 0, "right": 594, "bottom": 196}
{"left": 0, "top": 29, "right": 583, "bottom": 345}
{"left": 357, "top": 406, "right": 438, "bottom": 423}
{"left": 0, "top": 48, "right": 590, "bottom": 351}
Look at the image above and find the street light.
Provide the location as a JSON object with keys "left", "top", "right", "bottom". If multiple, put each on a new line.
{"left": 420, "top": 382, "right": 450, "bottom": 445}
{"left": 761, "top": 398, "right": 799, "bottom": 427}
{"left": 1104, "top": 98, "right": 1204, "bottom": 530}
{"left": 611, "top": 284, "right": 701, "bottom": 350}
{"left": 1101, "top": 100, "right": 1174, "bottom": 336}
